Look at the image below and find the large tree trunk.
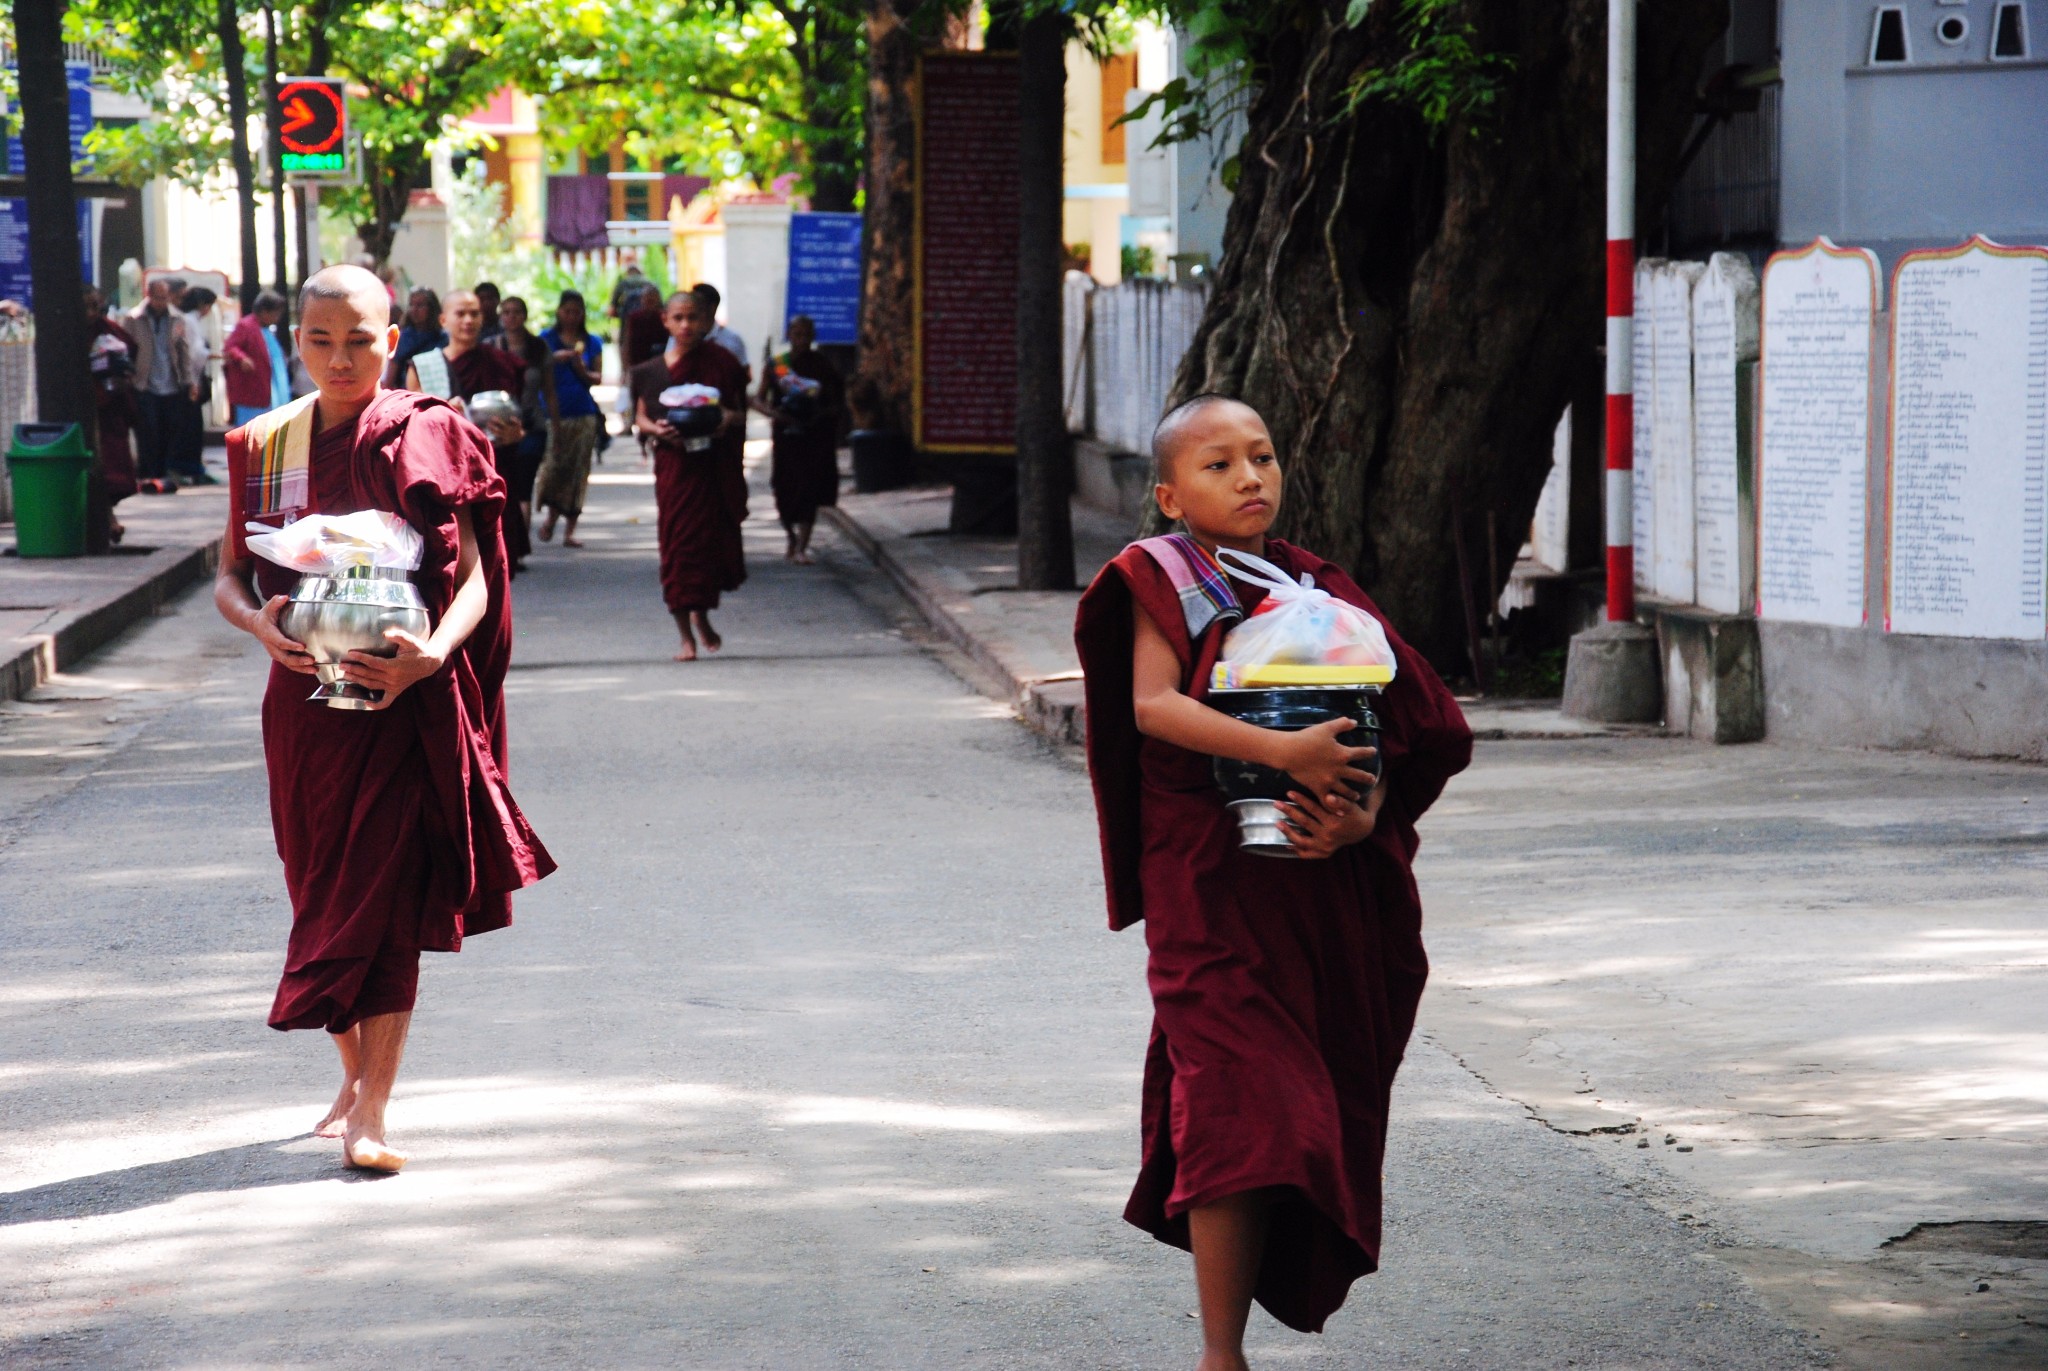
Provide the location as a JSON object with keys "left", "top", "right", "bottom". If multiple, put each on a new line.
{"left": 1014, "top": 8, "right": 1070, "bottom": 588}
{"left": 853, "top": 0, "right": 923, "bottom": 434}
{"left": 217, "top": 0, "right": 262, "bottom": 313}
{"left": 15, "top": 0, "right": 99, "bottom": 546}
{"left": 1171, "top": 0, "right": 1723, "bottom": 669}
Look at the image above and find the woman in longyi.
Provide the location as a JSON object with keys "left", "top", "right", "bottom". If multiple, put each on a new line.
{"left": 214, "top": 264, "right": 555, "bottom": 1173}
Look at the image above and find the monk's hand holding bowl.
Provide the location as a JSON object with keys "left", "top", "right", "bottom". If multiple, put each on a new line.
{"left": 339, "top": 627, "right": 444, "bottom": 710}
{"left": 1277, "top": 780, "right": 1385, "bottom": 859}
{"left": 485, "top": 414, "right": 524, "bottom": 445}
{"left": 1270, "top": 717, "right": 1378, "bottom": 806}
{"left": 248, "top": 593, "right": 319, "bottom": 675}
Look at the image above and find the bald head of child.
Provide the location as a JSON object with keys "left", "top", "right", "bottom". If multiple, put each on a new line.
{"left": 297, "top": 264, "right": 398, "bottom": 408}
{"left": 1150, "top": 394, "right": 1283, "bottom": 551}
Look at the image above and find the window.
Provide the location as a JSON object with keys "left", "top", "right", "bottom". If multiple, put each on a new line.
{"left": 1869, "top": 6, "right": 1909, "bottom": 62}
{"left": 1993, "top": 3, "right": 2030, "bottom": 57}
{"left": 1100, "top": 52, "right": 1136, "bottom": 166}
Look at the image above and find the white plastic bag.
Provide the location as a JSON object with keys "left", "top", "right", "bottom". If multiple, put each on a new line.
{"left": 245, "top": 510, "right": 423, "bottom": 575}
{"left": 1216, "top": 547, "right": 1395, "bottom": 672}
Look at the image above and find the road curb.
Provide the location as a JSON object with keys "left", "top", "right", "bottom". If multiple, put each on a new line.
{"left": 0, "top": 538, "right": 222, "bottom": 704}
{"left": 820, "top": 505, "right": 1086, "bottom": 746}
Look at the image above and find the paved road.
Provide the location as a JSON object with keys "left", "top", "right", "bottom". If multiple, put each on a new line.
{"left": 1, "top": 459, "right": 1820, "bottom": 1368}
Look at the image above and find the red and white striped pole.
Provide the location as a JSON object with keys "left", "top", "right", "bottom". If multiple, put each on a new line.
{"left": 1604, "top": 0, "right": 1636, "bottom": 622}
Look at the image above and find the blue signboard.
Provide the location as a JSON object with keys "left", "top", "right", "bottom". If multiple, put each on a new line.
{"left": 7, "top": 63, "right": 94, "bottom": 175}
{"left": 0, "top": 198, "right": 95, "bottom": 310}
{"left": 785, "top": 212, "right": 863, "bottom": 346}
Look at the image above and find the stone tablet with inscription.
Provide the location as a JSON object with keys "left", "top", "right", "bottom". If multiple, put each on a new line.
{"left": 1887, "top": 237, "right": 2048, "bottom": 639}
{"left": 1691, "top": 253, "right": 1759, "bottom": 615}
{"left": 1757, "top": 239, "right": 1880, "bottom": 627}
{"left": 1651, "top": 260, "right": 1704, "bottom": 603}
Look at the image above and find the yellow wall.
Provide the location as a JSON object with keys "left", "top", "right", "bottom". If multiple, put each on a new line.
{"left": 1063, "top": 41, "right": 1131, "bottom": 283}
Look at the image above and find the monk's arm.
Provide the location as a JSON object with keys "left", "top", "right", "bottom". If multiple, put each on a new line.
{"left": 1131, "top": 600, "right": 1376, "bottom": 805}
{"left": 339, "top": 507, "right": 488, "bottom": 707}
{"left": 215, "top": 551, "right": 317, "bottom": 674}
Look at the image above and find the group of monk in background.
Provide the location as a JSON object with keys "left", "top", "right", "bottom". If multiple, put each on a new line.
{"left": 386, "top": 268, "right": 847, "bottom": 659}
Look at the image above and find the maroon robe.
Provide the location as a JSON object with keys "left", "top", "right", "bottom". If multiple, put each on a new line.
{"left": 767, "top": 348, "right": 844, "bottom": 529}
{"left": 630, "top": 343, "right": 749, "bottom": 613}
{"left": 227, "top": 390, "right": 556, "bottom": 1033}
{"left": 91, "top": 317, "right": 138, "bottom": 503}
{"left": 1073, "top": 539, "right": 1472, "bottom": 1333}
{"left": 445, "top": 343, "right": 533, "bottom": 570}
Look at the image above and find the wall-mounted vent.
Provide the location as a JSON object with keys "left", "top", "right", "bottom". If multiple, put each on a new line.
{"left": 1870, "top": 7, "right": 1910, "bottom": 62}
{"left": 1992, "top": 3, "right": 2030, "bottom": 58}
{"left": 1935, "top": 12, "right": 1970, "bottom": 45}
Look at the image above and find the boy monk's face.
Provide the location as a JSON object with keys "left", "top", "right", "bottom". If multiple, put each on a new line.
{"left": 1154, "top": 400, "right": 1282, "bottom": 550}
{"left": 297, "top": 286, "right": 397, "bottom": 407}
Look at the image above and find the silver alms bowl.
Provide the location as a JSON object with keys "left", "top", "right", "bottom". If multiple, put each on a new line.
{"left": 466, "top": 389, "right": 520, "bottom": 427}
{"left": 279, "top": 565, "right": 431, "bottom": 710}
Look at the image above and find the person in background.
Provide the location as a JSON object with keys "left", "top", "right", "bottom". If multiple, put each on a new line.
{"left": 690, "top": 283, "right": 750, "bottom": 380}
{"left": 485, "top": 294, "right": 555, "bottom": 548}
{"left": 408, "top": 289, "right": 531, "bottom": 574}
{"left": 754, "top": 314, "right": 844, "bottom": 565}
{"left": 535, "top": 290, "right": 604, "bottom": 548}
{"left": 172, "top": 285, "right": 220, "bottom": 485}
{"left": 475, "top": 281, "right": 501, "bottom": 338}
{"left": 385, "top": 287, "right": 446, "bottom": 387}
{"left": 84, "top": 287, "right": 138, "bottom": 543}
{"left": 224, "top": 292, "right": 289, "bottom": 426}
{"left": 608, "top": 250, "right": 651, "bottom": 323}
{"left": 631, "top": 291, "right": 748, "bottom": 661}
{"left": 126, "top": 276, "right": 198, "bottom": 489}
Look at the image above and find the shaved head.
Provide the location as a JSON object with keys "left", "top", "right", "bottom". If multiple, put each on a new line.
{"left": 299, "top": 263, "right": 390, "bottom": 319}
{"left": 1151, "top": 394, "right": 1261, "bottom": 483}
{"left": 441, "top": 288, "right": 478, "bottom": 311}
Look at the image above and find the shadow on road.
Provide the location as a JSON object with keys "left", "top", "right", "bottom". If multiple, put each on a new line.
{"left": 0, "top": 1135, "right": 386, "bottom": 1226}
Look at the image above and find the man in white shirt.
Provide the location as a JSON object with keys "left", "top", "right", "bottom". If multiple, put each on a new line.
{"left": 691, "top": 283, "right": 751, "bottom": 382}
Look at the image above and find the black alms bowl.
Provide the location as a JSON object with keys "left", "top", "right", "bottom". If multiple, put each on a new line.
{"left": 1209, "top": 685, "right": 1382, "bottom": 856}
{"left": 666, "top": 404, "right": 723, "bottom": 438}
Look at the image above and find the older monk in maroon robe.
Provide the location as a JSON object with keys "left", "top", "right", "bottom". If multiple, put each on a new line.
{"left": 629, "top": 291, "right": 749, "bottom": 660}
{"left": 1074, "top": 395, "right": 1470, "bottom": 1367}
{"left": 216, "top": 264, "right": 555, "bottom": 1173}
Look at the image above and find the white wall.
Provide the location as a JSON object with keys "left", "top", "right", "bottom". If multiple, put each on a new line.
{"left": 718, "top": 200, "right": 789, "bottom": 367}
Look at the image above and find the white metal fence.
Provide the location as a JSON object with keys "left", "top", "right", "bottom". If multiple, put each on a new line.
{"left": 1064, "top": 275, "right": 1209, "bottom": 455}
{"left": 0, "top": 315, "right": 36, "bottom": 523}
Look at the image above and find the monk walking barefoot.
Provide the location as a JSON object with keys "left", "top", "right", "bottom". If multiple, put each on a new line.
{"left": 216, "top": 264, "right": 555, "bottom": 1172}
{"left": 630, "top": 292, "right": 748, "bottom": 662}
{"left": 1075, "top": 396, "right": 1471, "bottom": 1363}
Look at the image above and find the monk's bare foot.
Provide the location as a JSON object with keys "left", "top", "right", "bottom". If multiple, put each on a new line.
{"left": 563, "top": 536, "right": 584, "bottom": 549}
{"left": 342, "top": 1120, "right": 406, "bottom": 1173}
{"left": 1195, "top": 1353, "right": 1249, "bottom": 1371}
{"left": 538, "top": 513, "right": 557, "bottom": 543}
{"left": 674, "top": 639, "right": 699, "bottom": 662}
{"left": 794, "top": 550, "right": 815, "bottom": 566}
{"left": 694, "top": 616, "right": 722, "bottom": 653}
{"left": 315, "top": 1079, "right": 359, "bottom": 1137}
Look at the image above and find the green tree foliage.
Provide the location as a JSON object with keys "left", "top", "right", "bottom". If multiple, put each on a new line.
{"left": 524, "top": 0, "right": 864, "bottom": 210}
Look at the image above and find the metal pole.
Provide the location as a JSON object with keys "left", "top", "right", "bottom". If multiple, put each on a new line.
{"left": 1604, "top": 0, "right": 1636, "bottom": 621}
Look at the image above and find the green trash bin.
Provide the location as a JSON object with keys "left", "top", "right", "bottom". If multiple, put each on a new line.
{"left": 8, "top": 423, "right": 92, "bottom": 558}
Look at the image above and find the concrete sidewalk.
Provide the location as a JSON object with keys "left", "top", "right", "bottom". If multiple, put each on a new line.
{"left": 1, "top": 469, "right": 228, "bottom": 704}
{"left": 822, "top": 485, "right": 1642, "bottom": 745}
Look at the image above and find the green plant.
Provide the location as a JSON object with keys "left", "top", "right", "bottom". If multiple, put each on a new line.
{"left": 1121, "top": 243, "right": 1158, "bottom": 280}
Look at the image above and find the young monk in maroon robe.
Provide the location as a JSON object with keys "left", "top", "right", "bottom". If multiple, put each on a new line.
{"left": 214, "top": 264, "right": 556, "bottom": 1173}
{"left": 1073, "top": 395, "right": 1471, "bottom": 1368}
{"left": 629, "top": 291, "right": 749, "bottom": 660}
{"left": 407, "top": 289, "right": 531, "bottom": 573}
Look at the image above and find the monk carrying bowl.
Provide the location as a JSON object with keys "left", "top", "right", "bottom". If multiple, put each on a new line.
{"left": 281, "top": 565, "right": 432, "bottom": 710}
{"left": 1208, "top": 684, "right": 1382, "bottom": 855}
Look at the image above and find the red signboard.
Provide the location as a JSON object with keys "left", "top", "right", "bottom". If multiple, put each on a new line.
{"left": 915, "top": 52, "right": 1019, "bottom": 452}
